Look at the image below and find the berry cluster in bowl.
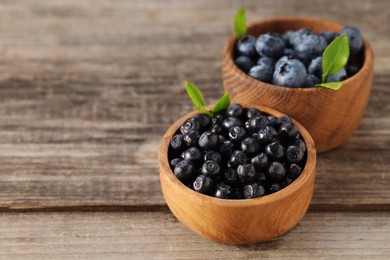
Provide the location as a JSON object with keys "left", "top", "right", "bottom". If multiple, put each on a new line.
{"left": 235, "top": 26, "right": 363, "bottom": 88}
{"left": 168, "top": 104, "right": 307, "bottom": 200}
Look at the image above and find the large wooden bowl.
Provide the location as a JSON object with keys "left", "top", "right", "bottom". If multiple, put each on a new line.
{"left": 159, "top": 104, "right": 316, "bottom": 244}
{"left": 222, "top": 17, "right": 374, "bottom": 152}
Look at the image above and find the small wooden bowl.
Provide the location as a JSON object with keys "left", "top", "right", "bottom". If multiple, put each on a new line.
{"left": 159, "top": 104, "right": 316, "bottom": 244}
{"left": 222, "top": 17, "right": 374, "bottom": 152}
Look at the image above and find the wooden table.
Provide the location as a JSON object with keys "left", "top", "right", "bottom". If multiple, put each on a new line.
{"left": 0, "top": 0, "right": 389, "bottom": 258}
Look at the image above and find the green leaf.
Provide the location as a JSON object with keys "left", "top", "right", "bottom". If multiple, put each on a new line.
{"left": 212, "top": 93, "right": 230, "bottom": 114}
{"left": 184, "top": 81, "right": 205, "bottom": 108}
{"left": 196, "top": 106, "right": 213, "bottom": 117}
{"left": 234, "top": 7, "right": 247, "bottom": 38}
{"left": 315, "top": 81, "right": 343, "bottom": 90}
{"left": 321, "top": 35, "right": 350, "bottom": 83}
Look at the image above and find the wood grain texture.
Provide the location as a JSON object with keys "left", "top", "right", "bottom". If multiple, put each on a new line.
{"left": 0, "top": 0, "right": 388, "bottom": 257}
{"left": 0, "top": 0, "right": 387, "bottom": 212}
{"left": 159, "top": 105, "right": 316, "bottom": 244}
{"left": 0, "top": 211, "right": 389, "bottom": 259}
{"left": 222, "top": 17, "right": 374, "bottom": 152}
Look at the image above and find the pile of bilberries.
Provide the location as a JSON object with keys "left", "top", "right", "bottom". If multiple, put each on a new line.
{"left": 235, "top": 26, "right": 363, "bottom": 88}
{"left": 168, "top": 104, "right": 307, "bottom": 199}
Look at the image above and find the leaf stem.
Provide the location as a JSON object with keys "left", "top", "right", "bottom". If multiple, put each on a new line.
{"left": 184, "top": 82, "right": 230, "bottom": 117}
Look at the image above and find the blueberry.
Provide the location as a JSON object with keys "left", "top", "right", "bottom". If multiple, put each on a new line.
{"left": 347, "top": 64, "right": 360, "bottom": 77}
{"left": 219, "top": 140, "right": 235, "bottom": 159}
{"left": 204, "top": 150, "right": 222, "bottom": 164}
{"left": 251, "top": 153, "right": 269, "bottom": 169}
{"left": 227, "top": 104, "right": 244, "bottom": 118}
{"left": 195, "top": 113, "right": 210, "bottom": 127}
{"left": 265, "top": 141, "right": 285, "bottom": 159}
{"left": 267, "top": 161, "right": 286, "bottom": 182}
{"left": 198, "top": 131, "right": 219, "bottom": 150}
{"left": 255, "top": 33, "right": 285, "bottom": 58}
{"left": 180, "top": 117, "right": 200, "bottom": 135}
{"left": 258, "top": 126, "right": 277, "bottom": 144}
{"left": 269, "top": 183, "right": 282, "bottom": 193}
{"left": 211, "top": 114, "right": 224, "bottom": 125}
{"left": 257, "top": 56, "right": 276, "bottom": 68}
{"left": 237, "top": 163, "right": 257, "bottom": 183}
{"left": 210, "top": 123, "right": 223, "bottom": 134}
{"left": 181, "top": 147, "right": 202, "bottom": 162}
{"left": 169, "top": 105, "right": 309, "bottom": 199}
{"left": 340, "top": 26, "right": 363, "bottom": 54}
{"left": 170, "top": 158, "right": 182, "bottom": 168}
{"left": 229, "top": 126, "right": 247, "bottom": 143}
{"left": 280, "top": 115, "right": 293, "bottom": 124}
{"left": 228, "top": 150, "right": 247, "bottom": 167}
{"left": 183, "top": 131, "right": 200, "bottom": 146}
{"left": 275, "top": 55, "right": 295, "bottom": 69}
{"left": 244, "top": 120, "right": 251, "bottom": 131}
{"left": 236, "top": 36, "right": 258, "bottom": 57}
{"left": 243, "top": 183, "right": 265, "bottom": 198}
{"left": 289, "top": 28, "right": 312, "bottom": 46}
{"left": 170, "top": 134, "right": 185, "bottom": 150}
{"left": 279, "top": 122, "right": 299, "bottom": 140}
{"left": 174, "top": 160, "right": 194, "bottom": 182}
{"left": 241, "top": 137, "right": 260, "bottom": 155}
{"left": 288, "top": 163, "right": 302, "bottom": 179}
{"left": 251, "top": 133, "right": 260, "bottom": 140}
{"left": 273, "top": 59, "right": 307, "bottom": 88}
{"left": 302, "top": 74, "right": 320, "bottom": 88}
{"left": 201, "top": 160, "right": 220, "bottom": 176}
{"left": 320, "top": 30, "right": 337, "bottom": 44}
{"left": 283, "top": 48, "right": 296, "bottom": 57}
{"left": 255, "top": 171, "right": 267, "bottom": 183}
{"left": 223, "top": 168, "right": 240, "bottom": 186}
{"left": 248, "top": 116, "right": 270, "bottom": 132}
{"left": 235, "top": 56, "right": 254, "bottom": 73}
{"left": 308, "top": 57, "right": 323, "bottom": 78}
{"left": 281, "top": 177, "right": 294, "bottom": 187}
{"left": 247, "top": 107, "right": 262, "bottom": 119}
{"left": 222, "top": 117, "right": 242, "bottom": 130}
{"left": 214, "top": 183, "right": 232, "bottom": 199}
{"left": 326, "top": 68, "right": 347, "bottom": 82}
{"left": 218, "top": 135, "right": 225, "bottom": 144}
{"left": 193, "top": 175, "right": 213, "bottom": 194}
{"left": 249, "top": 63, "right": 273, "bottom": 83}
{"left": 282, "top": 30, "right": 294, "bottom": 45}
{"left": 286, "top": 145, "right": 305, "bottom": 163}
{"left": 294, "top": 34, "right": 327, "bottom": 60}
{"left": 268, "top": 115, "right": 282, "bottom": 128}
{"left": 290, "top": 138, "right": 307, "bottom": 152}
{"left": 230, "top": 188, "right": 243, "bottom": 199}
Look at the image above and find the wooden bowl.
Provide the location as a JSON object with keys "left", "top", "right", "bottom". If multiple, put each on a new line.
{"left": 222, "top": 17, "right": 374, "bottom": 152}
{"left": 158, "top": 104, "right": 316, "bottom": 244}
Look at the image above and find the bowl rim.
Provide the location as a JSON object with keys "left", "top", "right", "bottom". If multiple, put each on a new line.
{"left": 158, "top": 104, "right": 316, "bottom": 208}
{"left": 223, "top": 16, "right": 374, "bottom": 92}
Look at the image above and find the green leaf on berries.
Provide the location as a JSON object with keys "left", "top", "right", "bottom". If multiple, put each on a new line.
{"left": 184, "top": 81, "right": 230, "bottom": 117}
{"left": 197, "top": 106, "right": 213, "bottom": 117}
{"left": 321, "top": 35, "right": 350, "bottom": 83}
{"left": 315, "top": 81, "right": 343, "bottom": 90}
{"left": 212, "top": 93, "right": 230, "bottom": 114}
{"left": 185, "top": 81, "right": 205, "bottom": 108}
{"left": 234, "top": 7, "right": 247, "bottom": 38}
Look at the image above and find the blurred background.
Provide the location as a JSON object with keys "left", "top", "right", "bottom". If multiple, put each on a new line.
{"left": 0, "top": 0, "right": 387, "bottom": 125}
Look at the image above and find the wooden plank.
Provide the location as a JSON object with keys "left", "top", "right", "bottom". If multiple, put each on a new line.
{"left": 0, "top": 211, "right": 389, "bottom": 259}
{"left": 0, "top": 0, "right": 387, "bottom": 72}
{"left": 0, "top": 81, "right": 388, "bottom": 210}
{"left": 0, "top": 0, "right": 388, "bottom": 210}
